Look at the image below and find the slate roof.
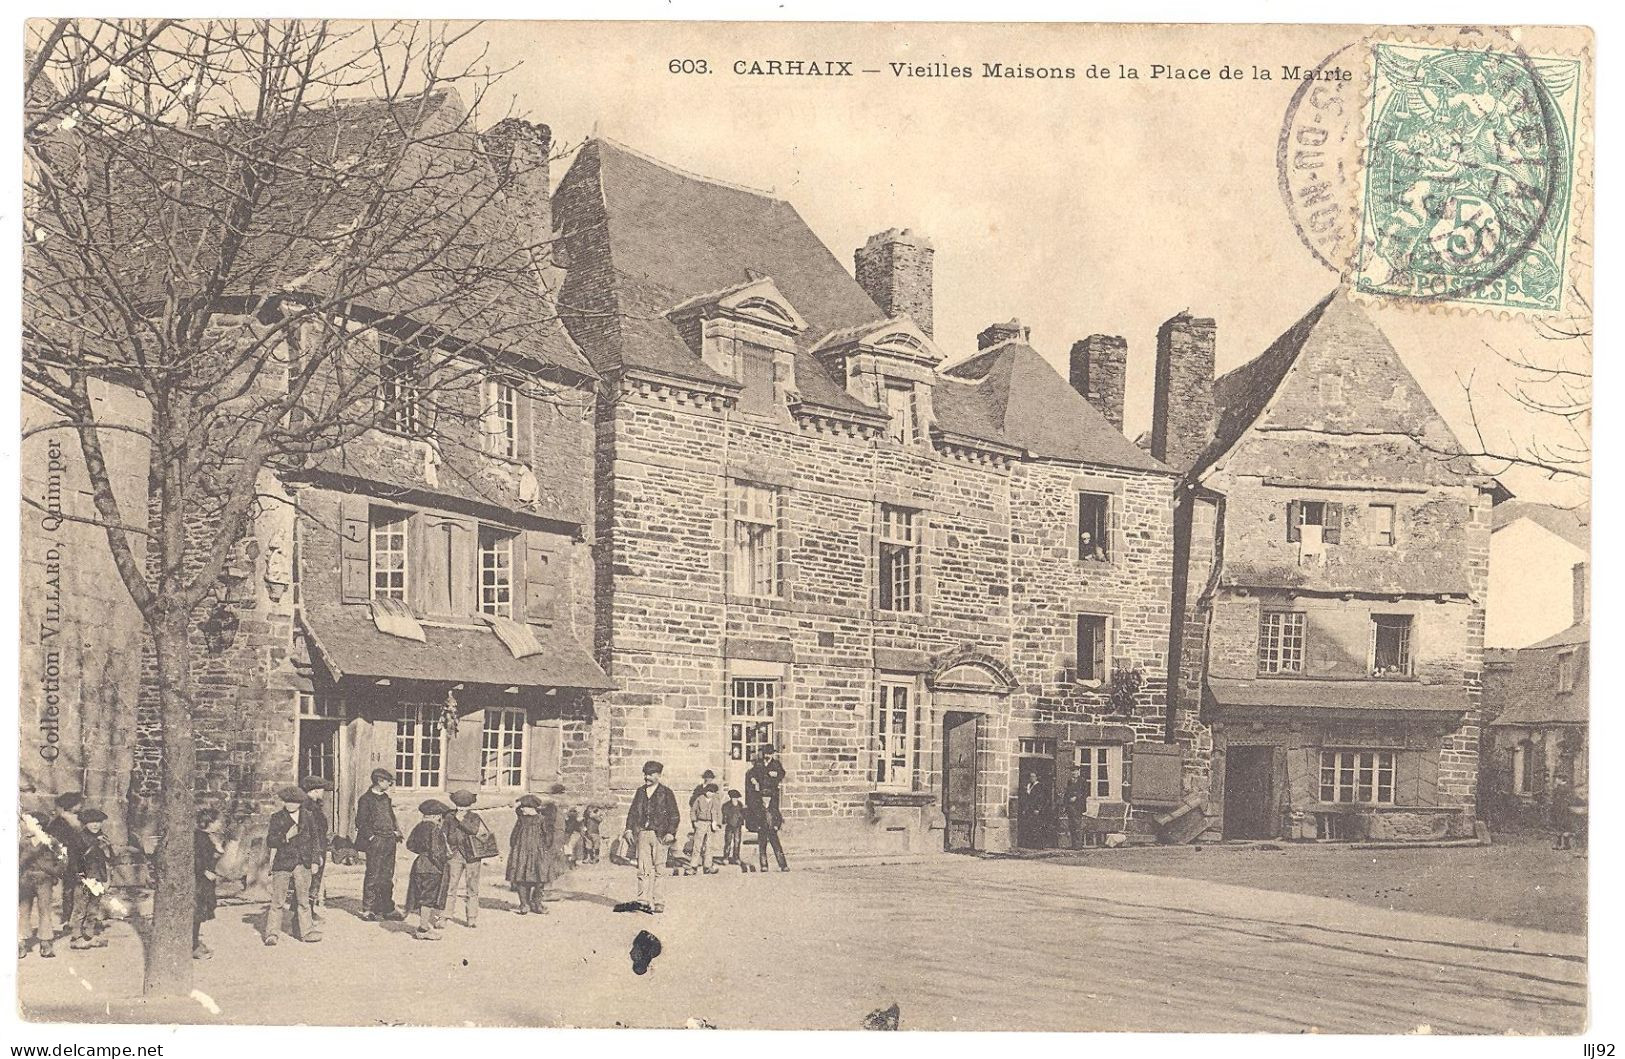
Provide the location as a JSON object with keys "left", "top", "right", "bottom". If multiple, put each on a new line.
{"left": 1491, "top": 500, "right": 1591, "bottom": 550}
{"left": 1487, "top": 623, "right": 1588, "bottom": 727}
{"left": 1206, "top": 676, "right": 1469, "bottom": 713}
{"left": 557, "top": 138, "right": 1166, "bottom": 473}
{"left": 939, "top": 341, "right": 1169, "bottom": 472}
{"left": 301, "top": 604, "right": 615, "bottom": 690}
{"left": 39, "top": 90, "right": 592, "bottom": 378}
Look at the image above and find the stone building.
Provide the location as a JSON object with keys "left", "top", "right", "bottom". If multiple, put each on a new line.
{"left": 553, "top": 139, "right": 1190, "bottom": 854}
{"left": 1163, "top": 292, "right": 1498, "bottom": 842}
{"left": 22, "top": 93, "right": 613, "bottom": 855}
{"left": 1484, "top": 561, "right": 1588, "bottom": 828}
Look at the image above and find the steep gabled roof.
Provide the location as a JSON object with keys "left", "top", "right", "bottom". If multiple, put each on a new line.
{"left": 1488, "top": 623, "right": 1588, "bottom": 727}
{"left": 1492, "top": 500, "right": 1591, "bottom": 550}
{"left": 940, "top": 341, "right": 1170, "bottom": 473}
{"left": 1195, "top": 290, "right": 1479, "bottom": 482}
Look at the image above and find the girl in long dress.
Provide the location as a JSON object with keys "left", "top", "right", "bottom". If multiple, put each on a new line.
{"left": 506, "top": 795, "right": 550, "bottom": 914}
{"left": 404, "top": 800, "right": 452, "bottom": 940}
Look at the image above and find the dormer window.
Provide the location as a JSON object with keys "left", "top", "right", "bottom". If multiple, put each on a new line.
{"left": 884, "top": 381, "right": 920, "bottom": 443}
{"left": 737, "top": 344, "right": 779, "bottom": 417}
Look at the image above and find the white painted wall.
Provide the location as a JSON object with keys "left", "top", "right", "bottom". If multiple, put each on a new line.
{"left": 1486, "top": 518, "right": 1588, "bottom": 648}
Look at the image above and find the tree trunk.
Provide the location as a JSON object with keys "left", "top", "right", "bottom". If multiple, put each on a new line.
{"left": 143, "top": 609, "right": 196, "bottom": 997}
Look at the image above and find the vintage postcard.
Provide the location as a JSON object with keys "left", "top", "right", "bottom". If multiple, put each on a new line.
{"left": 15, "top": 18, "right": 1593, "bottom": 1037}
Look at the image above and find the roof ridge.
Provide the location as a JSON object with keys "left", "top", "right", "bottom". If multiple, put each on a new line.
{"left": 591, "top": 136, "right": 782, "bottom": 201}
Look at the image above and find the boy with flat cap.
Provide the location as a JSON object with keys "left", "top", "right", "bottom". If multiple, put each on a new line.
{"left": 624, "top": 760, "right": 680, "bottom": 913}
{"left": 67, "top": 809, "right": 112, "bottom": 949}
{"left": 44, "top": 792, "right": 86, "bottom": 936}
{"left": 445, "top": 790, "right": 496, "bottom": 927}
{"left": 299, "top": 776, "right": 333, "bottom": 923}
{"left": 354, "top": 768, "right": 405, "bottom": 921}
{"left": 263, "top": 785, "right": 321, "bottom": 945}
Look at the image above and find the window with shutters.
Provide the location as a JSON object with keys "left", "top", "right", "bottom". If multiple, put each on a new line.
{"left": 1258, "top": 611, "right": 1306, "bottom": 674}
{"left": 730, "top": 483, "right": 779, "bottom": 598}
{"left": 479, "top": 707, "right": 526, "bottom": 789}
{"left": 481, "top": 375, "right": 518, "bottom": 458}
{"left": 370, "top": 510, "right": 410, "bottom": 601}
{"left": 479, "top": 528, "right": 516, "bottom": 619}
{"left": 878, "top": 505, "right": 921, "bottom": 613}
{"left": 395, "top": 705, "right": 444, "bottom": 789}
{"left": 728, "top": 678, "right": 777, "bottom": 766}
{"left": 1077, "top": 492, "right": 1111, "bottom": 561}
{"left": 1370, "top": 614, "right": 1413, "bottom": 678}
{"left": 1287, "top": 500, "right": 1342, "bottom": 545}
{"left": 1074, "top": 744, "right": 1122, "bottom": 800}
{"left": 379, "top": 338, "right": 425, "bottom": 436}
{"left": 1319, "top": 750, "right": 1395, "bottom": 804}
{"left": 1076, "top": 614, "right": 1109, "bottom": 684}
{"left": 736, "top": 344, "right": 779, "bottom": 417}
{"left": 872, "top": 679, "right": 916, "bottom": 789}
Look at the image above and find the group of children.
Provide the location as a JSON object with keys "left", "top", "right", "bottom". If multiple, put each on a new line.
{"left": 17, "top": 792, "right": 115, "bottom": 958}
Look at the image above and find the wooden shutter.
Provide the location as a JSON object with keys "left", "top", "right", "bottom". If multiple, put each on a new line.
{"left": 340, "top": 495, "right": 371, "bottom": 603}
{"left": 1323, "top": 502, "right": 1344, "bottom": 544}
{"left": 1286, "top": 500, "right": 1302, "bottom": 542}
{"left": 1415, "top": 749, "right": 1440, "bottom": 806}
{"left": 528, "top": 719, "right": 563, "bottom": 793}
{"left": 525, "top": 532, "right": 565, "bottom": 626}
{"left": 1092, "top": 620, "right": 1107, "bottom": 680}
{"left": 444, "top": 705, "right": 484, "bottom": 788}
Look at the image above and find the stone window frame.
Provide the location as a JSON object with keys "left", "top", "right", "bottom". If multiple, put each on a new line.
{"left": 1368, "top": 502, "right": 1397, "bottom": 547}
{"left": 479, "top": 706, "right": 527, "bottom": 790}
{"left": 1318, "top": 749, "right": 1397, "bottom": 805}
{"left": 726, "top": 661, "right": 784, "bottom": 775}
{"left": 1070, "top": 474, "right": 1125, "bottom": 567}
{"left": 1074, "top": 743, "right": 1123, "bottom": 802}
{"left": 883, "top": 379, "right": 922, "bottom": 445}
{"left": 872, "top": 673, "right": 921, "bottom": 792}
{"left": 1556, "top": 650, "right": 1576, "bottom": 694}
{"left": 1257, "top": 610, "right": 1307, "bottom": 675}
{"left": 877, "top": 503, "right": 925, "bottom": 615}
{"left": 1075, "top": 612, "right": 1112, "bottom": 687}
{"left": 728, "top": 480, "right": 783, "bottom": 600}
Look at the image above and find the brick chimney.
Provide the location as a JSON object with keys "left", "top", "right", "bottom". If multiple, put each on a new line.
{"left": 482, "top": 118, "right": 553, "bottom": 241}
{"left": 855, "top": 229, "right": 934, "bottom": 337}
{"left": 1573, "top": 561, "right": 1589, "bottom": 624}
{"left": 1151, "top": 312, "right": 1217, "bottom": 474}
{"left": 1070, "top": 335, "right": 1128, "bottom": 434}
{"left": 977, "top": 319, "right": 1029, "bottom": 350}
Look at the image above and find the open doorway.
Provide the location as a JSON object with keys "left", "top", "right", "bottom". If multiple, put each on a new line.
{"left": 1222, "top": 745, "right": 1278, "bottom": 839}
{"left": 942, "top": 712, "right": 979, "bottom": 851}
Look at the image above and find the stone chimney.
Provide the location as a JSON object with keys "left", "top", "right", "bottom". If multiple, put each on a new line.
{"left": 977, "top": 319, "right": 1030, "bottom": 350}
{"left": 1573, "top": 561, "right": 1589, "bottom": 624}
{"left": 1151, "top": 312, "right": 1217, "bottom": 475}
{"left": 482, "top": 118, "right": 553, "bottom": 241}
{"left": 855, "top": 229, "right": 934, "bottom": 338}
{"left": 1070, "top": 335, "right": 1128, "bottom": 434}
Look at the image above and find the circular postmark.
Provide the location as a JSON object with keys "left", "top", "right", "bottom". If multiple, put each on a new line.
{"left": 1279, "top": 27, "right": 1577, "bottom": 310}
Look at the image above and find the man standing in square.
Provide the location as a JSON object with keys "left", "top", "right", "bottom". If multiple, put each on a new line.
{"left": 624, "top": 760, "right": 679, "bottom": 913}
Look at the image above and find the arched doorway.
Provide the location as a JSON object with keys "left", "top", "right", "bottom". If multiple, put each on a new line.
{"left": 929, "top": 652, "right": 1016, "bottom": 853}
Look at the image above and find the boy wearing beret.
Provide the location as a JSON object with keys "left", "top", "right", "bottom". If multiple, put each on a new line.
{"left": 405, "top": 799, "right": 453, "bottom": 940}
{"left": 263, "top": 786, "right": 321, "bottom": 945}
{"left": 67, "top": 809, "right": 112, "bottom": 949}
{"left": 44, "top": 791, "right": 86, "bottom": 937}
{"left": 624, "top": 760, "right": 679, "bottom": 913}
{"left": 354, "top": 768, "right": 405, "bottom": 921}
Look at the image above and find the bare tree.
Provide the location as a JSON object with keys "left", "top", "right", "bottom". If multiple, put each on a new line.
{"left": 23, "top": 19, "right": 574, "bottom": 996}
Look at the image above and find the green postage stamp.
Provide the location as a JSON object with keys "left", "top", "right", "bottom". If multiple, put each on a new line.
{"left": 1354, "top": 42, "right": 1583, "bottom": 313}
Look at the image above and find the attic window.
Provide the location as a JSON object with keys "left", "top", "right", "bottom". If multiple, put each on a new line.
{"left": 884, "top": 382, "right": 920, "bottom": 443}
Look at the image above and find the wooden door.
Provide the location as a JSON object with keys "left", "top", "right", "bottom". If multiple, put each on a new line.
{"left": 943, "top": 713, "right": 978, "bottom": 851}
{"left": 1016, "top": 756, "right": 1057, "bottom": 848}
{"left": 1223, "top": 745, "right": 1277, "bottom": 839}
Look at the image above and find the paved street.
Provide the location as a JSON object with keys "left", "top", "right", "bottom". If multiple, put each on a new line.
{"left": 18, "top": 853, "right": 1586, "bottom": 1032}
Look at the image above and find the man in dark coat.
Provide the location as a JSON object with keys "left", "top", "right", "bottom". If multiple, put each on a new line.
{"left": 354, "top": 768, "right": 405, "bottom": 921}
{"left": 745, "top": 748, "right": 789, "bottom": 871}
{"left": 624, "top": 760, "right": 679, "bottom": 912}
{"left": 263, "top": 786, "right": 322, "bottom": 945}
{"left": 43, "top": 792, "right": 86, "bottom": 936}
{"left": 299, "top": 776, "right": 332, "bottom": 923}
{"left": 445, "top": 790, "right": 494, "bottom": 927}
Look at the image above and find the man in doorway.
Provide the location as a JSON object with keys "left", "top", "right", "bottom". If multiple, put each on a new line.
{"left": 354, "top": 768, "right": 406, "bottom": 921}
{"left": 746, "top": 747, "right": 789, "bottom": 871}
{"left": 624, "top": 760, "right": 679, "bottom": 912}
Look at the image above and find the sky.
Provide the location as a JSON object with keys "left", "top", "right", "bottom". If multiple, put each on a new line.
{"left": 447, "top": 21, "right": 1589, "bottom": 505}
